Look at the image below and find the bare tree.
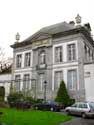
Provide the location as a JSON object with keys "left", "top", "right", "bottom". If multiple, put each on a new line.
{"left": 0, "top": 47, "right": 12, "bottom": 71}
{"left": 0, "top": 47, "right": 5, "bottom": 66}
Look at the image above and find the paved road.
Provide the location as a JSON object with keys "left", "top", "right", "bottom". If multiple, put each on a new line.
{"left": 60, "top": 118, "right": 94, "bottom": 125}
{"left": 60, "top": 110, "right": 94, "bottom": 125}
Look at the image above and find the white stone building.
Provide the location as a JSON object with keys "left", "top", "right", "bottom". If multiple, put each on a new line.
{"left": 0, "top": 66, "right": 11, "bottom": 100}
{"left": 11, "top": 15, "right": 94, "bottom": 102}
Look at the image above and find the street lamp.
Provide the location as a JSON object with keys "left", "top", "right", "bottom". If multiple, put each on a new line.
{"left": 44, "top": 80, "right": 47, "bottom": 103}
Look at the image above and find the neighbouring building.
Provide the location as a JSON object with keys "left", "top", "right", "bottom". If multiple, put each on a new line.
{"left": 0, "top": 65, "right": 12, "bottom": 100}
{"left": 11, "top": 15, "right": 94, "bottom": 102}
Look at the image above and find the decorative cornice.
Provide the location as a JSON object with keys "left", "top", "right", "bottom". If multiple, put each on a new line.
{"left": 11, "top": 26, "right": 94, "bottom": 48}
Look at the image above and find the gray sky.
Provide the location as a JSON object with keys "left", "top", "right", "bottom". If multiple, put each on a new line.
{"left": 0, "top": 0, "right": 94, "bottom": 58}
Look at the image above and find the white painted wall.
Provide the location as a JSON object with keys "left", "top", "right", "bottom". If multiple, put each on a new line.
{"left": 84, "top": 64, "right": 94, "bottom": 102}
{"left": 0, "top": 74, "right": 11, "bottom": 101}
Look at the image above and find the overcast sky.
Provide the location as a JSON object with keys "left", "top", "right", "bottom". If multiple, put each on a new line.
{"left": 0, "top": 0, "right": 94, "bottom": 58}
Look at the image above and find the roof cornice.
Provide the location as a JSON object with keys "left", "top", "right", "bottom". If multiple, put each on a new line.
{"left": 11, "top": 26, "right": 94, "bottom": 48}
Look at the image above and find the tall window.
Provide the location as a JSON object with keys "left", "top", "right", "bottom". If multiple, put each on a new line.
{"left": 90, "top": 50, "right": 93, "bottom": 61}
{"left": 16, "top": 54, "right": 22, "bottom": 68}
{"left": 84, "top": 45, "right": 92, "bottom": 61}
{"left": 24, "top": 52, "right": 31, "bottom": 67}
{"left": 87, "top": 47, "right": 90, "bottom": 61}
{"left": 39, "top": 50, "right": 46, "bottom": 64}
{"left": 88, "top": 48, "right": 90, "bottom": 61}
{"left": 67, "top": 44, "right": 76, "bottom": 61}
{"left": 15, "top": 75, "right": 21, "bottom": 91}
{"left": 23, "top": 74, "right": 30, "bottom": 91}
{"left": 55, "top": 46, "right": 62, "bottom": 63}
{"left": 67, "top": 69, "right": 77, "bottom": 90}
{"left": 92, "top": 51, "right": 94, "bottom": 60}
{"left": 54, "top": 71, "right": 63, "bottom": 90}
{"left": 39, "top": 74, "right": 44, "bottom": 91}
{"left": 84, "top": 45, "right": 87, "bottom": 61}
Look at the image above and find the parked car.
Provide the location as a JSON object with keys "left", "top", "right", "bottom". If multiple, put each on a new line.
{"left": 65, "top": 102, "right": 94, "bottom": 118}
{"left": 33, "top": 100, "right": 64, "bottom": 112}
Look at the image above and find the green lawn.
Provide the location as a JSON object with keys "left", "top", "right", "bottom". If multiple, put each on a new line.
{"left": 0, "top": 108, "right": 73, "bottom": 125}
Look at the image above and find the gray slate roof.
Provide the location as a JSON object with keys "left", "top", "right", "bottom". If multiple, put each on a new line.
{"left": 23, "top": 21, "right": 75, "bottom": 42}
{"left": 11, "top": 21, "right": 94, "bottom": 48}
{"left": 39, "top": 22, "right": 75, "bottom": 34}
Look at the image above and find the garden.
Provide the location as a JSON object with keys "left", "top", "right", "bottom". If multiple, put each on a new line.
{"left": 0, "top": 108, "right": 73, "bottom": 125}
{"left": 0, "top": 81, "right": 74, "bottom": 125}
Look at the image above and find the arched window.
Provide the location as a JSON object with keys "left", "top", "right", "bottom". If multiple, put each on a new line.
{"left": 39, "top": 50, "right": 46, "bottom": 64}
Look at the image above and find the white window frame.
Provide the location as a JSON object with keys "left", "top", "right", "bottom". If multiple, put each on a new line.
{"left": 67, "top": 43, "right": 76, "bottom": 61}
{"left": 39, "top": 50, "right": 46, "bottom": 65}
{"left": 67, "top": 69, "right": 77, "bottom": 90}
{"left": 54, "top": 46, "right": 63, "bottom": 63}
{"left": 16, "top": 54, "right": 22, "bottom": 68}
{"left": 15, "top": 75, "right": 21, "bottom": 91}
{"left": 54, "top": 70, "right": 63, "bottom": 90}
{"left": 24, "top": 52, "right": 31, "bottom": 67}
{"left": 52, "top": 69, "right": 63, "bottom": 91}
{"left": 39, "top": 74, "right": 44, "bottom": 91}
{"left": 23, "top": 74, "right": 30, "bottom": 91}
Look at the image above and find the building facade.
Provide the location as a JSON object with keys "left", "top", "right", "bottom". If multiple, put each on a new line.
{"left": 11, "top": 16, "right": 94, "bottom": 102}
{"left": 0, "top": 65, "right": 12, "bottom": 100}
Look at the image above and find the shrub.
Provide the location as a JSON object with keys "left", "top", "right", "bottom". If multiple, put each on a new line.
{"left": 0, "top": 101, "right": 9, "bottom": 108}
{"left": 23, "top": 96, "right": 43, "bottom": 104}
{"left": 7, "top": 92, "right": 24, "bottom": 102}
{"left": 7, "top": 92, "right": 36, "bottom": 109}
{"left": 55, "top": 80, "right": 75, "bottom": 107}
{"left": 7, "top": 92, "right": 24, "bottom": 108}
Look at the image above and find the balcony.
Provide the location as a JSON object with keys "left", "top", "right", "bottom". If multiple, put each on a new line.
{"left": 36, "top": 63, "right": 47, "bottom": 70}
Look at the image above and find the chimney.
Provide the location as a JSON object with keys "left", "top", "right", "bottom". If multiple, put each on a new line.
{"left": 69, "top": 21, "right": 75, "bottom": 26}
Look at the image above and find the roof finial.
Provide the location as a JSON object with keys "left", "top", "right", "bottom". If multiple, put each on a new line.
{"left": 15, "top": 32, "right": 20, "bottom": 43}
{"left": 75, "top": 14, "right": 81, "bottom": 24}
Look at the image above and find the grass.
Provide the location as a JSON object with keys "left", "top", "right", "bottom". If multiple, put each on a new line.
{"left": 0, "top": 108, "right": 73, "bottom": 125}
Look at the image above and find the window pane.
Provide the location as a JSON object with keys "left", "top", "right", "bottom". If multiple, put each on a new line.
{"left": 90, "top": 50, "right": 93, "bottom": 61}
{"left": 39, "top": 51, "right": 46, "bottom": 64}
{"left": 24, "top": 52, "right": 31, "bottom": 67}
{"left": 16, "top": 54, "right": 22, "bottom": 68}
{"left": 67, "top": 70, "right": 72, "bottom": 89}
{"left": 23, "top": 74, "right": 30, "bottom": 91}
{"left": 72, "top": 104, "right": 78, "bottom": 107}
{"left": 55, "top": 46, "right": 62, "bottom": 63}
{"left": 54, "top": 71, "right": 63, "bottom": 90}
{"left": 15, "top": 75, "right": 20, "bottom": 91}
{"left": 83, "top": 104, "right": 88, "bottom": 108}
{"left": 39, "top": 74, "right": 44, "bottom": 91}
{"left": 78, "top": 104, "right": 84, "bottom": 108}
{"left": 67, "top": 44, "right": 76, "bottom": 61}
{"left": 67, "top": 69, "right": 77, "bottom": 90}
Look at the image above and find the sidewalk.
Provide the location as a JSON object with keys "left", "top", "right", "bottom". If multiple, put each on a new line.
{"left": 59, "top": 118, "right": 82, "bottom": 125}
